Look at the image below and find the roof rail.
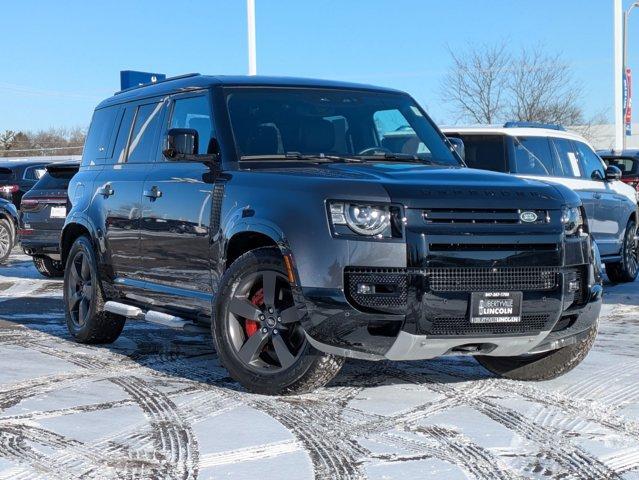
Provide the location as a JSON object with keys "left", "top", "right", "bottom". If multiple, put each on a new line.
{"left": 115, "top": 73, "right": 201, "bottom": 95}
{"left": 503, "top": 121, "right": 566, "bottom": 131}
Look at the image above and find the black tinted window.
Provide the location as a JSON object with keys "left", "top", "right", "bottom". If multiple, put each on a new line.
{"left": 23, "top": 165, "right": 47, "bottom": 181}
{"left": 33, "top": 168, "right": 77, "bottom": 190}
{"left": 225, "top": 88, "right": 459, "bottom": 166}
{"left": 450, "top": 135, "right": 507, "bottom": 172}
{"left": 127, "top": 102, "right": 163, "bottom": 163}
{"left": 603, "top": 157, "right": 639, "bottom": 175}
{"left": 169, "top": 96, "right": 213, "bottom": 155}
{"left": 511, "top": 136, "right": 558, "bottom": 176}
{"left": 0, "top": 167, "right": 14, "bottom": 181}
{"left": 82, "top": 107, "right": 119, "bottom": 166}
{"left": 109, "top": 107, "right": 135, "bottom": 164}
{"left": 574, "top": 141, "right": 605, "bottom": 180}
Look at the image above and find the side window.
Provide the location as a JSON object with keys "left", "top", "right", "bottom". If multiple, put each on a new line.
{"left": 550, "top": 138, "right": 581, "bottom": 178}
{"left": 169, "top": 96, "right": 213, "bottom": 155}
{"left": 23, "top": 166, "right": 47, "bottom": 181}
{"left": 511, "top": 136, "right": 557, "bottom": 176}
{"left": 127, "top": 102, "right": 164, "bottom": 163}
{"left": 82, "top": 107, "right": 119, "bottom": 166}
{"left": 574, "top": 141, "right": 605, "bottom": 180}
{"left": 109, "top": 107, "right": 136, "bottom": 164}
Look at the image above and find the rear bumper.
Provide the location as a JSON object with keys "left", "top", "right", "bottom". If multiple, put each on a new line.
{"left": 20, "top": 230, "right": 60, "bottom": 256}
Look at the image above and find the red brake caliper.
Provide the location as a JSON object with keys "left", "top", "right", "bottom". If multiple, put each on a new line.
{"left": 245, "top": 288, "right": 264, "bottom": 336}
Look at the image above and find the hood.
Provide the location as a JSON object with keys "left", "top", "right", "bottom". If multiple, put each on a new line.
{"left": 255, "top": 162, "right": 572, "bottom": 209}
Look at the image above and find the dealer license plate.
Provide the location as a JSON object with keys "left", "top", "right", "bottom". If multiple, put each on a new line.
{"left": 50, "top": 206, "right": 67, "bottom": 218}
{"left": 470, "top": 292, "right": 522, "bottom": 324}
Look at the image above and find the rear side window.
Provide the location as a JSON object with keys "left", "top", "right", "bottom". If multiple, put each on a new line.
{"left": 450, "top": 134, "right": 507, "bottom": 172}
{"left": 33, "top": 167, "right": 78, "bottom": 190}
{"left": 109, "top": 107, "right": 135, "bottom": 164}
{"left": 23, "top": 166, "right": 47, "bottom": 181}
{"left": 574, "top": 141, "right": 605, "bottom": 180}
{"left": 169, "top": 96, "right": 213, "bottom": 155}
{"left": 550, "top": 138, "right": 581, "bottom": 178}
{"left": 511, "top": 136, "right": 558, "bottom": 176}
{"left": 82, "top": 107, "right": 120, "bottom": 166}
{"left": 127, "top": 102, "right": 164, "bottom": 163}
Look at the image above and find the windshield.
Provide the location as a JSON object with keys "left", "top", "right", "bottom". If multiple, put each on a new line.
{"left": 225, "top": 87, "right": 460, "bottom": 166}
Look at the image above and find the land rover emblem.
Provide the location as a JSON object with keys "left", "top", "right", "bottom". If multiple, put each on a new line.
{"left": 520, "top": 211, "right": 538, "bottom": 223}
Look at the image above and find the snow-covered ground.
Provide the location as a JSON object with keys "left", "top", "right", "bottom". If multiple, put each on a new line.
{"left": 0, "top": 251, "right": 638, "bottom": 479}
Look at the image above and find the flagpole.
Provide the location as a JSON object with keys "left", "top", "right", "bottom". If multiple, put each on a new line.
{"left": 247, "top": 0, "right": 257, "bottom": 76}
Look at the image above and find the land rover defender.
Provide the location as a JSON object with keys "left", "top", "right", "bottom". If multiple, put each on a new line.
{"left": 61, "top": 75, "right": 602, "bottom": 394}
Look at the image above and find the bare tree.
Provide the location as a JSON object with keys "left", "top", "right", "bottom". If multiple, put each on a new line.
{"left": 0, "top": 130, "right": 16, "bottom": 152}
{"left": 441, "top": 42, "right": 511, "bottom": 124}
{"left": 442, "top": 42, "right": 586, "bottom": 127}
{"left": 508, "top": 47, "right": 584, "bottom": 126}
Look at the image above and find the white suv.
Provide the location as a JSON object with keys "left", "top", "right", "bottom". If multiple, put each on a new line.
{"left": 442, "top": 122, "right": 639, "bottom": 283}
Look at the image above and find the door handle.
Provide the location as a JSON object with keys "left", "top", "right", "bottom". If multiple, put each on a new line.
{"left": 593, "top": 193, "right": 602, "bottom": 200}
{"left": 98, "top": 184, "right": 114, "bottom": 197}
{"left": 143, "top": 186, "right": 162, "bottom": 200}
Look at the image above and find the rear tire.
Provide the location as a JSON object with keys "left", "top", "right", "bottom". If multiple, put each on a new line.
{"left": 213, "top": 247, "right": 344, "bottom": 395}
{"left": 33, "top": 256, "right": 65, "bottom": 278}
{"left": 476, "top": 323, "right": 598, "bottom": 381}
{"left": 63, "top": 235, "right": 125, "bottom": 344}
{"left": 0, "top": 219, "right": 14, "bottom": 264}
{"left": 605, "top": 219, "right": 638, "bottom": 283}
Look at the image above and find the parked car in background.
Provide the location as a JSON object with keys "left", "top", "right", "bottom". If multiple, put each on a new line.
{"left": 60, "top": 74, "right": 601, "bottom": 394}
{"left": 19, "top": 161, "right": 79, "bottom": 277}
{"left": 442, "top": 123, "right": 639, "bottom": 283}
{"left": 0, "top": 198, "right": 18, "bottom": 264}
{"left": 598, "top": 149, "right": 639, "bottom": 196}
{"left": 0, "top": 159, "right": 49, "bottom": 206}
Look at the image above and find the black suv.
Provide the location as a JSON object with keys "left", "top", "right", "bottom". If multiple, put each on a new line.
{"left": 19, "top": 161, "right": 80, "bottom": 277}
{"left": 0, "top": 160, "right": 49, "bottom": 206}
{"left": 61, "top": 75, "right": 602, "bottom": 394}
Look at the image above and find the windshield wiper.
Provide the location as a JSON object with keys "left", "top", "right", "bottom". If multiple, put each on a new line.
{"left": 239, "top": 153, "right": 362, "bottom": 163}
{"left": 284, "top": 152, "right": 363, "bottom": 163}
{"left": 355, "top": 153, "right": 434, "bottom": 164}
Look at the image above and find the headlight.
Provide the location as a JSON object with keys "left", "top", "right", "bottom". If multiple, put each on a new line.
{"left": 561, "top": 207, "right": 584, "bottom": 236}
{"left": 329, "top": 202, "right": 391, "bottom": 236}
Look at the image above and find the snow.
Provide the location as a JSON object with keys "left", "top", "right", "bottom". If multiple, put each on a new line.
{"left": 0, "top": 251, "right": 638, "bottom": 479}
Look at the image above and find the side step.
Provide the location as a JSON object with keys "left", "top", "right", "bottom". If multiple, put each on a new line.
{"left": 104, "top": 301, "right": 201, "bottom": 330}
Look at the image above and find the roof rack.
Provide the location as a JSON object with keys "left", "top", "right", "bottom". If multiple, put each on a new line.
{"left": 115, "top": 73, "right": 201, "bottom": 95}
{"left": 503, "top": 121, "right": 566, "bottom": 131}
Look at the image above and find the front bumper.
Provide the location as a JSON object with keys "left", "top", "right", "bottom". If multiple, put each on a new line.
{"left": 298, "top": 234, "right": 602, "bottom": 361}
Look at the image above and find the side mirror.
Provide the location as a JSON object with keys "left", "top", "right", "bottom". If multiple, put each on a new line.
{"left": 163, "top": 128, "right": 199, "bottom": 159}
{"left": 447, "top": 136, "right": 465, "bottom": 162}
{"left": 605, "top": 165, "right": 622, "bottom": 182}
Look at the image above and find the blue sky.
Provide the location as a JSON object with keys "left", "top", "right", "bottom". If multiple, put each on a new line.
{"left": 1, "top": 0, "right": 637, "bottom": 132}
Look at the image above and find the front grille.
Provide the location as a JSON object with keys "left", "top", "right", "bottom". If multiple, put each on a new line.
{"left": 345, "top": 268, "right": 408, "bottom": 313}
{"left": 428, "top": 314, "right": 551, "bottom": 336}
{"left": 426, "top": 267, "right": 560, "bottom": 292}
{"left": 423, "top": 208, "right": 548, "bottom": 225}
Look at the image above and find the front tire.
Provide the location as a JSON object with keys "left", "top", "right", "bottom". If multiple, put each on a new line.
{"left": 476, "top": 323, "right": 598, "bottom": 381}
{"left": 33, "top": 256, "right": 65, "bottom": 278}
{"left": 63, "top": 235, "right": 125, "bottom": 344}
{"left": 0, "top": 219, "right": 14, "bottom": 264}
{"left": 213, "top": 247, "right": 344, "bottom": 395}
{"left": 605, "top": 219, "right": 638, "bottom": 283}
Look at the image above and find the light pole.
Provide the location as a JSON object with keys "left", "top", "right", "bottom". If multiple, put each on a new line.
{"left": 247, "top": 0, "right": 257, "bottom": 76}
{"left": 622, "top": 1, "right": 639, "bottom": 148}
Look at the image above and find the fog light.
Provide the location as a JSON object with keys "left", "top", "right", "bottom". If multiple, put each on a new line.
{"left": 568, "top": 280, "right": 580, "bottom": 292}
{"left": 357, "top": 283, "right": 375, "bottom": 294}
